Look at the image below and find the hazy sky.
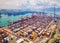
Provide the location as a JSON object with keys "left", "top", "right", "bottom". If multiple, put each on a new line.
{"left": 0, "top": 0, "right": 60, "bottom": 10}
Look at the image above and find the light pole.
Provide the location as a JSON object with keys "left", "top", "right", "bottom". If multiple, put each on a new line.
{"left": 54, "top": 5, "right": 56, "bottom": 18}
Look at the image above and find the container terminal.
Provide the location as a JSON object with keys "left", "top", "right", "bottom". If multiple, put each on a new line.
{"left": 0, "top": 14, "right": 58, "bottom": 43}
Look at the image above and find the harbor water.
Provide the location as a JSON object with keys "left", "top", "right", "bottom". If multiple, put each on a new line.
{"left": 0, "top": 13, "right": 32, "bottom": 26}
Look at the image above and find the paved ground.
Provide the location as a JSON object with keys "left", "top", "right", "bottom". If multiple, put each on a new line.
{"left": 0, "top": 21, "right": 57, "bottom": 43}
{"left": 48, "top": 19, "right": 60, "bottom": 43}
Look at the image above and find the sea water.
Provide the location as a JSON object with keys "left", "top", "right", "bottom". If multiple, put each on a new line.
{"left": 0, "top": 13, "right": 32, "bottom": 26}
{"left": 0, "top": 12, "right": 60, "bottom": 27}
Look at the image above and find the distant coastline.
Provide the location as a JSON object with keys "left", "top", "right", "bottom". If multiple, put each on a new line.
{"left": 0, "top": 9, "right": 60, "bottom": 27}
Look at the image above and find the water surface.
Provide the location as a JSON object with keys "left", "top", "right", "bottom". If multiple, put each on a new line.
{"left": 0, "top": 13, "right": 32, "bottom": 26}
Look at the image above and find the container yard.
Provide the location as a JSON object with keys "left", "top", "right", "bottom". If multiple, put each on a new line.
{"left": 0, "top": 14, "right": 57, "bottom": 43}
{"left": 0, "top": 0, "right": 60, "bottom": 43}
